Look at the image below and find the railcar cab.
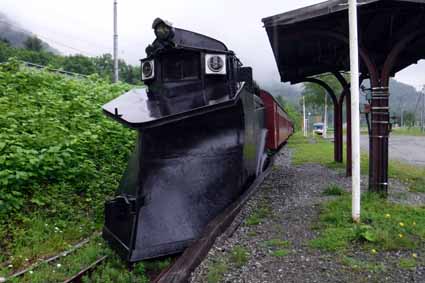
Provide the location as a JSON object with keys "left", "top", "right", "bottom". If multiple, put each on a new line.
{"left": 140, "top": 18, "right": 243, "bottom": 115}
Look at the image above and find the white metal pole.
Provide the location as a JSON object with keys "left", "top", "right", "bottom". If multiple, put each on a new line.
{"left": 303, "top": 95, "right": 307, "bottom": 137}
{"left": 349, "top": 0, "right": 361, "bottom": 223}
{"left": 421, "top": 87, "right": 425, "bottom": 132}
{"left": 324, "top": 94, "right": 328, "bottom": 138}
{"left": 113, "top": 0, "right": 119, "bottom": 83}
{"left": 400, "top": 102, "right": 404, "bottom": 128}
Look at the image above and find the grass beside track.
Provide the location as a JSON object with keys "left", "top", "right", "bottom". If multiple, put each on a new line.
{"left": 310, "top": 192, "right": 425, "bottom": 252}
{"left": 392, "top": 127, "right": 425, "bottom": 136}
{"left": 288, "top": 133, "right": 425, "bottom": 256}
{"left": 288, "top": 133, "right": 425, "bottom": 192}
{"left": 0, "top": 235, "right": 173, "bottom": 283}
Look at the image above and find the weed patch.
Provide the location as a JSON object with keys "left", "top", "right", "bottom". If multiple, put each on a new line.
{"left": 245, "top": 203, "right": 272, "bottom": 226}
{"left": 264, "top": 239, "right": 290, "bottom": 248}
{"left": 144, "top": 258, "right": 172, "bottom": 273}
{"left": 271, "top": 249, "right": 289, "bottom": 257}
{"left": 310, "top": 193, "right": 425, "bottom": 252}
{"left": 230, "top": 246, "right": 249, "bottom": 267}
{"left": 340, "top": 256, "right": 386, "bottom": 272}
{"left": 323, "top": 184, "right": 345, "bottom": 196}
{"left": 207, "top": 259, "right": 228, "bottom": 283}
{"left": 399, "top": 258, "right": 417, "bottom": 269}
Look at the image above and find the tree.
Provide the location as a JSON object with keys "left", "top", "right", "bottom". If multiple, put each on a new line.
{"left": 404, "top": 111, "right": 416, "bottom": 128}
{"left": 63, "top": 54, "right": 97, "bottom": 75}
{"left": 92, "top": 54, "right": 141, "bottom": 84}
{"left": 93, "top": 54, "right": 114, "bottom": 80}
{"left": 24, "top": 36, "right": 44, "bottom": 52}
{"left": 275, "top": 95, "right": 302, "bottom": 131}
{"left": 0, "top": 38, "right": 10, "bottom": 46}
{"left": 302, "top": 74, "right": 345, "bottom": 111}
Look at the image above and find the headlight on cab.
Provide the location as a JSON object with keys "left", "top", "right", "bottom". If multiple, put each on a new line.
{"left": 141, "top": 60, "right": 155, "bottom": 80}
{"left": 205, "top": 54, "right": 226, "bottom": 75}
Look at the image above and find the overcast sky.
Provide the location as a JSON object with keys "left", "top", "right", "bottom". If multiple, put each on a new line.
{"left": 1, "top": 0, "right": 424, "bottom": 88}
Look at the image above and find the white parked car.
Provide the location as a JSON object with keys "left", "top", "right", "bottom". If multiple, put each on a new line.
{"left": 313, "top": 123, "right": 324, "bottom": 135}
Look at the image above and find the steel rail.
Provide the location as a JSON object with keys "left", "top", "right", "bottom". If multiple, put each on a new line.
{"left": 61, "top": 145, "right": 285, "bottom": 283}
{"left": 154, "top": 146, "right": 282, "bottom": 283}
{"left": 62, "top": 256, "right": 108, "bottom": 283}
{"left": 3, "top": 232, "right": 101, "bottom": 282}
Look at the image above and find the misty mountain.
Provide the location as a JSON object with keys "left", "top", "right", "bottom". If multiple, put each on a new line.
{"left": 0, "top": 12, "right": 59, "bottom": 53}
{"left": 388, "top": 79, "right": 422, "bottom": 115}
{"left": 362, "top": 79, "right": 422, "bottom": 116}
{"left": 262, "top": 77, "right": 422, "bottom": 116}
{"left": 261, "top": 80, "right": 303, "bottom": 106}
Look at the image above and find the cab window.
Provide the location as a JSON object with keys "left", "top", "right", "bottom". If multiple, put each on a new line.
{"left": 162, "top": 51, "right": 200, "bottom": 82}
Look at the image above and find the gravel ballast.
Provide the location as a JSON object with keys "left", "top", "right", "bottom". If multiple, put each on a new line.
{"left": 190, "top": 148, "right": 425, "bottom": 283}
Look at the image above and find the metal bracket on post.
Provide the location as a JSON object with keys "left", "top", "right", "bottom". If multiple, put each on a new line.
{"left": 369, "top": 86, "right": 390, "bottom": 195}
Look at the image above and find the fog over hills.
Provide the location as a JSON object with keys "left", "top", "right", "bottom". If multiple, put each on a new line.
{"left": 0, "top": 10, "right": 422, "bottom": 115}
{"left": 263, "top": 78, "right": 422, "bottom": 116}
{"left": 0, "top": 12, "right": 59, "bottom": 53}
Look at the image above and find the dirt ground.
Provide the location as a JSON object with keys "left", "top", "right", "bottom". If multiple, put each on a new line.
{"left": 190, "top": 148, "right": 425, "bottom": 283}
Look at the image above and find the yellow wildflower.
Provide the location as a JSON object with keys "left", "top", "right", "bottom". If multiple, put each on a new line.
{"left": 412, "top": 253, "right": 417, "bottom": 258}
{"left": 399, "top": 222, "right": 405, "bottom": 227}
{"left": 371, "top": 249, "right": 377, "bottom": 254}
{"left": 385, "top": 214, "right": 391, "bottom": 218}
{"left": 399, "top": 233, "right": 404, "bottom": 238}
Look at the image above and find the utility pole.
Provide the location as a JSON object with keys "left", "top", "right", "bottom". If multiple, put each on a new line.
{"left": 349, "top": 0, "right": 361, "bottom": 223}
{"left": 324, "top": 94, "right": 328, "bottom": 138}
{"left": 113, "top": 0, "right": 119, "bottom": 83}
{"left": 401, "top": 106, "right": 404, "bottom": 128}
{"left": 399, "top": 98, "right": 404, "bottom": 128}
{"left": 303, "top": 95, "right": 307, "bottom": 137}
{"left": 421, "top": 86, "right": 425, "bottom": 132}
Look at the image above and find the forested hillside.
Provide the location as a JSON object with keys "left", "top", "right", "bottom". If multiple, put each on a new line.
{"left": 302, "top": 75, "right": 423, "bottom": 122}
{"left": 0, "top": 12, "right": 142, "bottom": 84}
{"left": 0, "top": 12, "right": 58, "bottom": 53}
{"left": 0, "top": 41, "right": 142, "bottom": 84}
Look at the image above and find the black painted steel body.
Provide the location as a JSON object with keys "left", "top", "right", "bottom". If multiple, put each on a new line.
{"left": 103, "top": 86, "right": 266, "bottom": 261}
{"left": 101, "top": 19, "right": 293, "bottom": 261}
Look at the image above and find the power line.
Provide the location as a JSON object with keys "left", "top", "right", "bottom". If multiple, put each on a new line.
{"left": 0, "top": 19, "right": 96, "bottom": 56}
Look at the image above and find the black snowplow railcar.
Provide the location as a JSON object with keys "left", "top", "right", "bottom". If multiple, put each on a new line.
{"left": 102, "top": 18, "right": 291, "bottom": 262}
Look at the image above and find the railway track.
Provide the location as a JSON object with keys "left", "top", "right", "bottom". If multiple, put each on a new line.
{"left": 61, "top": 153, "right": 277, "bottom": 283}
{"left": 2, "top": 152, "right": 277, "bottom": 283}
{"left": 63, "top": 256, "right": 108, "bottom": 283}
{"left": 2, "top": 233, "right": 101, "bottom": 282}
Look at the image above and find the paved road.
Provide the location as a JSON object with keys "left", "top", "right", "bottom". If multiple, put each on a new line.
{"left": 359, "top": 135, "right": 425, "bottom": 166}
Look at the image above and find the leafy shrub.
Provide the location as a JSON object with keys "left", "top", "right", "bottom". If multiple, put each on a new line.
{"left": 0, "top": 60, "right": 134, "bottom": 255}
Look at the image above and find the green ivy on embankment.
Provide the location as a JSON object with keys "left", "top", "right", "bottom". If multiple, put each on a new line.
{"left": 0, "top": 59, "right": 135, "bottom": 273}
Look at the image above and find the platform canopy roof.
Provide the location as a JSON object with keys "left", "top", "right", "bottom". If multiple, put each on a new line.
{"left": 262, "top": 0, "right": 425, "bottom": 84}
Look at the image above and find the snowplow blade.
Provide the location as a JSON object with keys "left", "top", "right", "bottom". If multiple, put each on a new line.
{"left": 102, "top": 86, "right": 262, "bottom": 262}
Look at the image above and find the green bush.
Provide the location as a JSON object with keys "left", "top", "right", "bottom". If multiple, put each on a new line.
{"left": 0, "top": 60, "right": 134, "bottom": 258}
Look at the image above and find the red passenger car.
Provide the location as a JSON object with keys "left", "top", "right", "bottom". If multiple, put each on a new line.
{"left": 260, "top": 90, "right": 294, "bottom": 151}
